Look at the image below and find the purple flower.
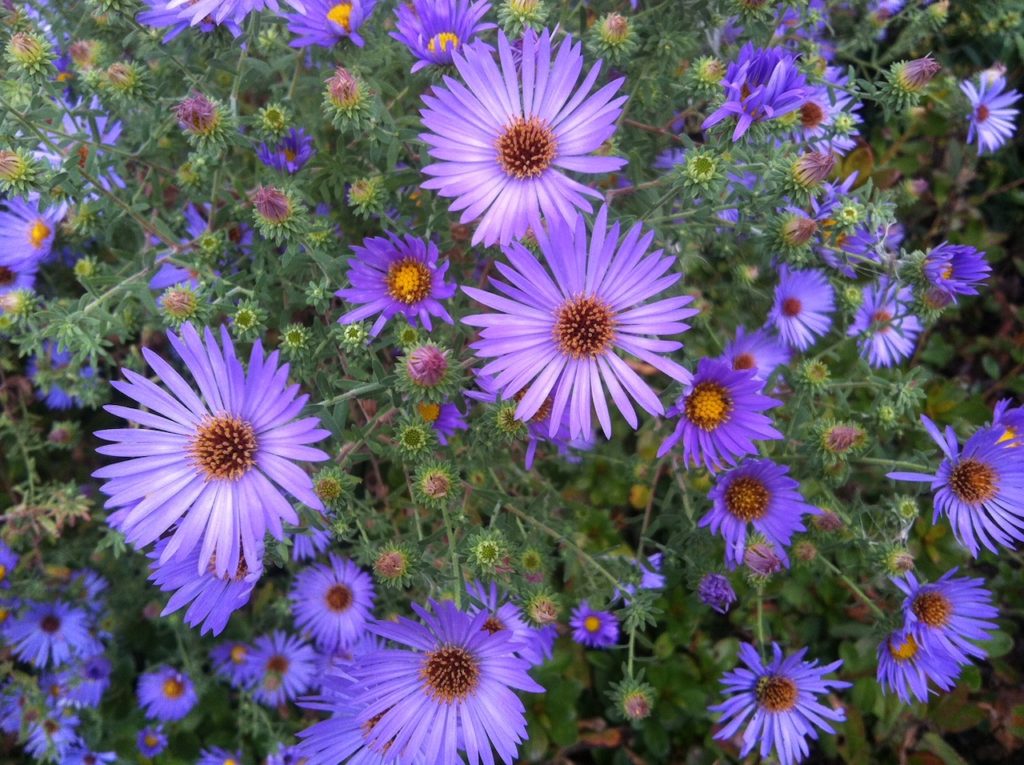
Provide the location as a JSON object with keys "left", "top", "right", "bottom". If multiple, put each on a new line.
{"left": 296, "top": 673, "right": 396, "bottom": 764}
{"left": 137, "top": 666, "right": 197, "bottom": 721}
{"left": 419, "top": 29, "right": 627, "bottom": 246}
{"left": 462, "top": 206, "right": 696, "bottom": 440}
{"left": 211, "top": 641, "right": 259, "bottom": 687}
{"left": 197, "top": 746, "right": 243, "bottom": 765}
{"left": 569, "top": 600, "right": 620, "bottom": 648}
{"left": 466, "top": 580, "right": 554, "bottom": 666}
{"left": 710, "top": 643, "right": 849, "bottom": 765}
{"left": 787, "top": 69, "right": 863, "bottom": 155}
{"left": 702, "top": 44, "right": 808, "bottom": 140}
{"left": 961, "top": 72, "right": 1020, "bottom": 154}
{"left": 336, "top": 233, "right": 456, "bottom": 337}
{"left": 64, "top": 749, "right": 117, "bottom": 765}
{"left": 658, "top": 358, "right": 783, "bottom": 471}
{"left": 392, "top": 0, "right": 494, "bottom": 72}
{"left": 166, "top": 0, "right": 303, "bottom": 28}
{"left": 703, "top": 459, "right": 817, "bottom": 568}
{"left": 893, "top": 569, "right": 999, "bottom": 666}
{"left": 417, "top": 400, "right": 468, "bottom": 445}
{"left": 719, "top": 325, "right": 789, "bottom": 380}
{"left": 138, "top": 0, "right": 243, "bottom": 41}
{"left": 34, "top": 96, "right": 125, "bottom": 194}
{"left": 768, "top": 266, "right": 835, "bottom": 351}
{"left": 7, "top": 601, "right": 98, "bottom": 668}
{"left": 847, "top": 277, "right": 921, "bottom": 367}
{"left": 698, "top": 573, "right": 737, "bottom": 614}
{"left": 291, "top": 555, "right": 376, "bottom": 652}
{"left": 27, "top": 341, "right": 95, "bottom": 410}
{"left": 249, "top": 631, "right": 319, "bottom": 706}
{"left": 876, "top": 627, "right": 960, "bottom": 704}
{"left": 257, "top": 127, "right": 315, "bottom": 173}
{"left": 93, "top": 323, "right": 330, "bottom": 577}
{"left": 25, "top": 711, "right": 81, "bottom": 760}
{"left": 0, "top": 541, "right": 18, "bottom": 589}
{"left": 284, "top": 0, "right": 378, "bottom": 48}
{"left": 137, "top": 725, "right": 168, "bottom": 757}
{"left": 0, "top": 195, "right": 65, "bottom": 269}
{"left": 291, "top": 526, "right": 332, "bottom": 561}
{"left": 352, "top": 599, "right": 544, "bottom": 764}
{"left": 923, "top": 242, "right": 991, "bottom": 301}
{"left": 67, "top": 654, "right": 112, "bottom": 707}
{"left": 888, "top": 415, "right": 1024, "bottom": 556}
{"left": 267, "top": 743, "right": 309, "bottom": 765}
{"left": 743, "top": 539, "right": 786, "bottom": 576}
{"left": 992, "top": 398, "right": 1024, "bottom": 446}
{"left": 147, "top": 537, "right": 262, "bottom": 636}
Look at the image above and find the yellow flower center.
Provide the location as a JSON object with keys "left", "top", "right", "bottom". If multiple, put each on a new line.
{"left": 888, "top": 633, "right": 919, "bottom": 662}
{"left": 940, "top": 264, "right": 953, "bottom": 280}
{"left": 428, "top": 32, "right": 460, "bottom": 54}
{"left": 162, "top": 677, "right": 185, "bottom": 699}
{"left": 948, "top": 458, "right": 997, "bottom": 504}
{"left": 684, "top": 382, "right": 732, "bottom": 431}
{"left": 418, "top": 402, "right": 441, "bottom": 423}
{"left": 230, "top": 644, "right": 248, "bottom": 664}
{"left": 284, "top": 148, "right": 297, "bottom": 163}
{"left": 0, "top": 563, "right": 6, "bottom": 582}
{"left": 385, "top": 258, "right": 432, "bottom": 304}
{"left": 327, "top": 2, "right": 353, "bottom": 32}
{"left": 724, "top": 476, "right": 770, "bottom": 521}
{"left": 144, "top": 734, "right": 159, "bottom": 747}
{"left": 28, "top": 219, "right": 51, "bottom": 248}
{"left": 224, "top": 760, "right": 238, "bottom": 765}
{"left": 583, "top": 615, "right": 601, "bottom": 633}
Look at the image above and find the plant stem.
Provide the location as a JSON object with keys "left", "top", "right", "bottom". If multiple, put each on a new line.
{"left": 756, "top": 591, "right": 766, "bottom": 660}
{"left": 820, "top": 556, "right": 887, "bottom": 620}
{"left": 440, "top": 503, "right": 462, "bottom": 607}
{"left": 858, "top": 456, "right": 929, "bottom": 473}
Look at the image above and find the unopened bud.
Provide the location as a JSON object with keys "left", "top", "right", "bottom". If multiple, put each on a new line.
{"left": 812, "top": 510, "right": 844, "bottom": 532}
{"left": 792, "top": 151, "right": 835, "bottom": 188}
{"left": 526, "top": 593, "right": 560, "bottom": 625}
{"left": 600, "top": 13, "right": 629, "bottom": 45}
{"left": 406, "top": 344, "right": 449, "bottom": 388}
{"left": 175, "top": 93, "right": 221, "bottom": 137}
{"left": 68, "top": 39, "right": 101, "bottom": 70}
{"left": 251, "top": 185, "right": 292, "bottom": 224}
{"left": 373, "top": 545, "right": 411, "bottom": 584}
{"left": 159, "top": 285, "right": 199, "bottom": 322}
{"left": 744, "top": 541, "right": 784, "bottom": 577}
{"left": 326, "top": 66, "right": 361, "bottom": 107}
{"left": 622, "top": 688, "right": 653, "bottom": 721}
{"left": 781, "top": 214, "right": 817, "bottom": 246}
{"left": 897, "top": 56, "right": 940, "bottom": 93}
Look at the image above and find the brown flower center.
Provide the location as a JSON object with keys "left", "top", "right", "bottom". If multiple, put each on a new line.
{"left": 266, "top": 654, "right": 290, "bottom": 674}
{"left": 755, "top": 675, "right": 798, "bottom": 712}
{"left": 496, "top": 116, "right": 557, "bottom": 180}
{"left": 684, "top": 382, "right": 732, "bottom": 431}
{"left": 421, "top": 645, "right": 480, "bottom": 703}
{"left": 0, "top": 266, "right": 15, "bottom": 287}
{"left": 733, "top": 352, "right": 756, "bottom": 371}
{"left": 724, "top": 476, "right": 771, "bottom": 521}
{"left": 513, "top": 387, "right": 553, "bottom": 422}
{"left": 191, "top": 415, "right": 257, "bottom": 481}
{"left": 385, "top": 258, "right": 432, "bottom": 304}
{"left": 781, "top": 297, "right": 802, "bottom": 317}
{"left": 40, "top": 614, "right": 61, "bottom": 633}
{"left": 871, "top": 309, "right": 893, "bottom": 331}
{"left": 325, "top": 583, "right": 353, "bottom": 612}
{"left": 800, "top": 101, "right": 825, "bottom": 129}
{"left": 553, "top": 295, "right": 615, "bottom": 358}
{"left": 482, "top": 615, "right": 505, "bottom": 634}
{"left": 976, "top": 104, "right": 990, "bottom": 122}
{"left": 912, "top": 591, "right": 952, "bottom": 627}
{"left": 230, "top": 645, "right": 248, "bottom": 664}
{"left": 948, "top": 458, "right": 997, "bottom": 504}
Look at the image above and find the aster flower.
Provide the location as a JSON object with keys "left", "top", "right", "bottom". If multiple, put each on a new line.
{"left": 888, "top": 416, "right": 1024, "bottom": 556}
{"left": 197, "top": 747, "right": 243, "bottom": 765}
{"left": 35, "top": 96, "right": 125, "bottom": 193}
{"left": 336, "top": 233, "right": 456, "bottom": 337}
{"left": 249, "top": 631, "right": 318, "bottom": 706}
{"left": 211, "top": 641, "right": 259, "bottom": 687}
{"left": 786, "top": 68, "right": 863, "bottom": 155}
{"left": 25, "top": 712, "right": 81, "bottom": 760}
{"left": 961, "top": 73, "right": 1020, "bottom": 155}
{"left": 353, "top": 599, "right": 544, "bottom": 765}
{"left": 138, "top": 0, "right": 242, "bottom": 40}
{"left": 702, "top": 44, "right": 808, "bottom": 140}
{"left": 466, "top": 580, "right": 554, "bottom": 666}
{"left": 923, "top": 242, "right": 991, "bottom": 302}
{"left": 893, "top": 569, "right": 999, "bottom": 666}
{"left": 847, "top": 277, "right": 922, "bottom": 368}
{"left": 291, "top": 555, "right": 376, "bottom": 652}
{"left": 284, "top": 0, "right": 378, "bottom": 48}
{"left": 991, "top": 399, "right": 1024, "bottom": 446}
{"left": 463, "top": 206, "right": 696, "bottom": 440}
{"left": 876, "top": 627, "right": 960, "bottom": 704}
{"left": 65, "top": 749, "right": 117, "bottom": 765}
{"left": 167, "top": 0, "right": 304, "bottom": 28}
{"left": 7, "top": 601, "right": 98, "bottom": 668}
{"left": 392, "top": 0, "right": 494, "bottom": 72}
{"left": 291, "top": 526, "right": 332, "bottom": 561}
{"left": 417, "top": 400, "right": 469, "bottom": 445}
{"left": 702, "top": 459, "right": 818, "bottom": 568}
{"left": 137, "top": 725, "right": 168, "bottom": 757}
{"left": 267, "top": 743, "right": 309, "bottom": 765}
{"left": 657, "top": 358, "right": 783, "bottom": 471}
{"left": 0, "top": 195, "right": 64, "bottom": 268}
{"left": 147, "top": 537, "right": 262, "bottom": 636}
{"left": 419, "top": 28, "right": 627, "bottom": 246}
{"left": 27, "top": 340, "right": 96, "bottom": 410}
{"left": 569, "top": 601, "right": 620, "bottom": 648}
{"left": 137, "top": 666, "right": 197, "bottom": 721}
{"left": 710, "top": 642, "right": 849, "bottom": 765}
{"left": 719, "top": 325, "right": 789, "bottom": 381}
{"left": 258, "top": 127, "right": 315, "bottom": 174}
{"left": 66, "top": 654, "right": 112, "bottom": 707}
{"left": 93, "top": 323, "right": 330, "bottom": 577}
{"left": 698, "top": 573, "right": 737, "bottom": 614}
{"left": 768, "top": 266, "right": 835, "bottom": 351}
{"left": 0, "top": 541, "right": 17, "bottom": 589}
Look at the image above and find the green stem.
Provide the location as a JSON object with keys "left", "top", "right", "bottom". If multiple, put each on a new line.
{"left": 756, "top": 592, "right": 766, "bottom": 660}
{"left": 820, "top": 557, "right": 887, "bottom": 620}
{"left": 627, "top": 626, "right": 636, "bottom": 677}
{"left": 440, "top": 503, "right": 462, "bottom": 607}
{"left": 318, "top": 382, "right": 385, "bottom": 408}
{"left": 859, "top": 456, "right": 929, "bottom": 473}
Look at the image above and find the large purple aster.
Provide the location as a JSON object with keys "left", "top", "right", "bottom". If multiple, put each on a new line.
{"left": 462, "top": 206, "right": 696, "bottom": 440}
{"left": 392, "top": 0, "right": 494, "bottom": 72}
{"left": 93, "top": 324, "right": 330, "bottom": 577}
{"left": 768, "top": 266, "right": 835, "bottom": 351}
{"left": 876, "top": 626, "right": 960, "bottom": 704}
{"left": 419, "top": 28, "right": 627, "bottom": 246}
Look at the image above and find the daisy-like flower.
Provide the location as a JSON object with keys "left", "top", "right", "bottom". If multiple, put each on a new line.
{"left": 416, "top": 400, "right": 469, "bottom": 445}
{"left": 249, "top": 631, "right": 319, "bottom": 707}
{"left": 147, "top": 537, "right": 263, "bottom": 636}
{"left": 698, "top": 573, "right": 737, "bottom": 614}
{"left": 211, "top": 641, "right": 259, "bottom": 687}
{"left": 25, "top": 712, "right": 81, "bottom": 760}
{"left": 887, "top": 415, "right": 1024, "bottom": 556}
{"left": 354, "top": 599, "right": 544, "bottom": 765}
{"left": 961, "top": 72, "right": 1020, "bottom": 154}
{"left": 466, "top": 580, "right": 554, "bottom": 666}
{"left": 93, "top": 323, "right": 330, "bottom": 577}
{"left": 65, "top": 749, "right": 117, "bottom": 765}
{"left": 167, "top": 0, "right": 304, "bottom": 29}
{"left": 462, "top": 206, "right": 697, "bottom": 440}
{"left": 137, "top": 666, "right": 197, "bottom": 721}
{"left": 923, "top": 242, "right": 991, "bottom": 302}
{"left": 257, "top": 127, "right": 315, "bottom": 174}
{"left": 291, "top": 555, "right": 376, "bottom": 652}
{"left": 702, "top": 459, "right": 818, "bottom": 568}
{"left": 786, "top": 68, "right": 863, "bottom": 155}
{"left": 392, "top": 0, "right": 494, "bottom": 72}
{"left": 336, "top": 233, "right": 455, "bottom": 337}
{"left": 137, "top": 725, "right": 168, "bottom": 757}
{"left": 197, "top": 746, "right": 243, "bottom": 765}
{"left": 719, "top": 325, "right": 789, "bottom": 381}
{"left": 7, "top": 601, "right": 98, "bottom": 668}
{"left": 0, "top": 541, "right": 17, "bottom": 589}
{"left": 419, "top": 28, "right": 627, "bottom": 246}
{"left": 291, "top": 525, "right": 332, "bottom": 561}
{"left": 893, "top": 569, "right": 999, "bottom": 666}
{"left": 67, "top": 654, "right": 112, "bottom": 708}
{"left": 0, "top": 195, "right": 64, "bottom": 268}
{"left": 283, "top": 0, "right": 378, "bottom": 48}
{"left": 138, "top": 0, "right": 243, "bottom": 40}
{"left": 657, "top": 358, "right": 783, "bottom": 471}
{"left": 768, "top": 266, "right": 835, "bottom": 351}
{"left": 710, "top": 642, "right": 849, "bottom": 765}
{"left": 876, "top": 627, "right": 960, "bottom": 704}
{"left": 702, "top": 44, "right": 808, "bottom": 141}
{"left": 569, "top": 601, "right": 620, "bottom": 648}
{"left": 847, "top": 277, "right": 922, "bottom": 368}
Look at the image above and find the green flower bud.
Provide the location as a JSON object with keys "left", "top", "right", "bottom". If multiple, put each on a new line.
{"left": 6, "top": 31, "right": 54, "bottom": 78}
{"left": 159, "top": 284, "right": 201, "bottom": 327}
{"left": 498, "top": 0, "right": 547, "bottom": 37}
{"left": 373, "top": 544, "right": 414, "bottom": 588}
{"left": 394, "top": 417, "right": 436, "bottom": 459}
{"left": 257, "top": 103, "right": 291, "bottom": 140}
{"left": 73, "top": 256, "right": 97, "bottom": 280}
{"left": 347, "top": 176, "right": 386, "bottom": 219}
{"left": 230, "top": 300, "right": 267, "bottom": 340}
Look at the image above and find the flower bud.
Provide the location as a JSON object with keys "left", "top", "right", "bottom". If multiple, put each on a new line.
{"left": 175, "top": 93, "right": 221, "bottom": 137}
{"left": 793, "top": 540, "right": 817, "bottom": 562}
{"left": 251, "top": 185, "right": 292, "bottom": 225}
{"left": 600, "top": 13, "right": 629, "bottom": 45}
{"left": 0, "top": 150, "right": 27, "bottom": 182}
{"left": 257, "top": 103, "right": 290, "bottom": 139}
{"left": 744, "top": 540, "right": 784, "bottom": 577}
{"left": 781, "top": 214, "right": 817, "bottom": 246}
{"left": 326, "top": 66, "right": 362, "bottom": 109}
{"left": 413, "top": 462, "right": 458, "bottom": 507}
{"left": 469, "top": 530, "right": 508, "bottom": 573}
{"left": 622, "top": 687, "right": 654, "bottom": 721}
{"left": 7, "top": 32, "right": 51, "bottom": 72}
{"left": 280, "top": 323, "right": 311, "bottom": 355}
{"left": 373, "top": 544, "right": 413, "bottom": 587}
{"left": 695, "top": 56, "right": 725, "bottom": 85}
{"left": 896, "top": 56, "right": 940, "bottom": 93}
{"left": 812, "top": 510, "right": 844, "bottom": 532}
{"left": 406, "top": 343, "right": 449, "bottom": 389}
{"left": 159, "top": 285, "right": 199, "bottom": 324}
{"left": 791, "top": 151, "right": 835, "bottom": 188}
{"left": 884, "top": 548, "right": 915, "bottom": 574}
{"left": 0, "top": 288, "right": 33, "bottom": 317}
{"left": 525, "top": 592, "right": 560, "bottom": 626}
{"left": 347, "top": 176, "right": 386, "bottom": 218}
{"left": 69, "top": 39, "right": 102, "bottom": 70}
{"left": 795, "top": 359, "right": 830, "bottom": 391}
{"left": 697, "top": 573, "right": 737, "bottom": 614}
